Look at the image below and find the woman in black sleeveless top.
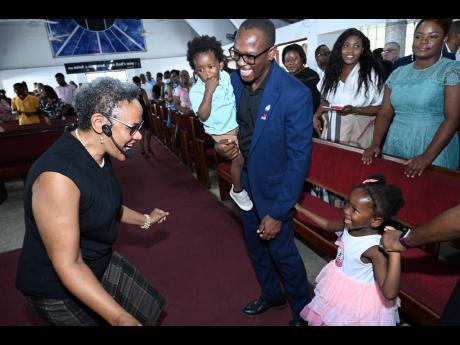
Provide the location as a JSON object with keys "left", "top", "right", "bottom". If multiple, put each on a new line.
{"left": 132, "top": 76, "right": 153, "bottom": 157}
{"left": 16, "top": 77, "right": 169, "bottom": 326}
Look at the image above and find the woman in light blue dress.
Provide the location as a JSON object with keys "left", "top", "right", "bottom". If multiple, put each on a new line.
{"left": 363, "top": 19, "right": 460, "bottom": 177}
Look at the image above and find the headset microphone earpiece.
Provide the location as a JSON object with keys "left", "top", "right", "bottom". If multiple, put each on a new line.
{"left": 101, "top": 123, "right": 135, "bottom": 158}
{"left": 102, "top": 124, "right": 112, "bottom": 137}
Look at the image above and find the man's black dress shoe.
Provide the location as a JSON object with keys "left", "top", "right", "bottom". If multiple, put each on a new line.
{"left": 242, "top": 297, "right": 287, "bottom": 316}
{"left": 289, "top": 319, "right": 308, "bottom": 326}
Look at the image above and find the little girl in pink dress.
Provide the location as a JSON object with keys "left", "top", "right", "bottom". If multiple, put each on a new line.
{"left": 295, "top": 175, "right": 404, "bottom": 326}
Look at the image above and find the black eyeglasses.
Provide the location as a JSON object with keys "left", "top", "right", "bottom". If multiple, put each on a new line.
{"left": 101, "top": 113, "right": 144, "bottom": 136}
{"left": 228, "top": 46, "right": 272, "bottom": 65}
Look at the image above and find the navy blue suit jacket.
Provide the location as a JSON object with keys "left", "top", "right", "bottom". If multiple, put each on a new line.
{"left": 230, "top": 62, "right": 313, "bottom": 222}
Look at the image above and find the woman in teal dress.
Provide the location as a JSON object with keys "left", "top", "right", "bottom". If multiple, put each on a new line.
{"left": 363, "top": 19, "right": 460, "bottom": 177}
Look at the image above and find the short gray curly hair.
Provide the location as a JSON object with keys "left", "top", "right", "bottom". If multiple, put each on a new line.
{"left": 74, "top": 77, "right": 140, "bottom": 129}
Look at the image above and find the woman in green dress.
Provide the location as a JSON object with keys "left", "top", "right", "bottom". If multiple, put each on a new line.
{"left": 362, "top": 19, "right": 460, "bottom": 177}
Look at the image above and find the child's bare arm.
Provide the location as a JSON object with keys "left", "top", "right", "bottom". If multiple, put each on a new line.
{"left": 365, "top": 246, "right": 400, "bottom": 300}
{"left": 294, "top": 203, "right": 344, "bottom": 232}
{"left": 197, "top": 77, "right": 219, "bottom": 121}
{"left": 197, "top": 89, "right": 213, "bottom": 121}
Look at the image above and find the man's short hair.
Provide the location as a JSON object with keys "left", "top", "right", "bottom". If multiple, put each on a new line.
{"left": 315, "top": 44, "right": 329, "bottom": 56}
{"left": 449, "top": 20, "right": 460, "bottom": 35}
{"left": 384, "top": 41, "right": 401, "bottom": 50}
{"left": 55, "top": 73, "right": 64, "bottom": 79}
{"left": 239, "top": 19, "right": 276, "bottom": 46}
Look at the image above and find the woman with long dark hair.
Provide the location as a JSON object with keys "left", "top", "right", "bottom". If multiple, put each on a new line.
{"left": 314, "top": 28, "right": 385, "bottom": 148}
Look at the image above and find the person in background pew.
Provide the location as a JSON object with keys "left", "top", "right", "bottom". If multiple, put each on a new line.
{"left": 382, "top": 42, "right": 401, "bottom": 65}
{"left": 313, "top": 28, "right": 386, "bottom": 149}
{"left": 314, "top": 44, "right": 330, "bottom": 81}
{"left": 0, "top": 89, "right": 12, "bottom": 106}
{"left": 55, "top": 73, "right": 77, "bottom": 106}
{"left": 381, "top": 203, "right": 460, "bottom": 325}
{"left": 282, "top": 43, "right": 321, "bottom": 114}
{"left": 11, "top": 82, "right": 41, "bottom": 125}
{"left": 0, "top": 90, "right": 15, "bottom": 123}
{"left": 39, "top": 85, "right": 68, "bottom": 121}
{"left": 187, "top": 34, "right": 253, "bottom": 211}
{"left": 69, "top": 81, "right": 78, "bottom": 89}
{"left": 132, "top": 76, "right": 154, "bottom": 157}
{"left": 16, "top": 77, "right": 168, "bottom": 326}
{"left": 215, "top": 19, "right": 313, "bottom": 326}
{"left": 363, "top": 19, "right": 460, "bottom": 176}
{"left": 165, "top": 70, "right": 180, "bottom": 113}
{"left": 295, "top": 175, "right": 405, "bottom": 325}
{"left": 152, "top": 73, "right": 163, "bottom": 102}
{"left": 140, "top": 73, "right": 154, "bottom": 104}
{"left": 163, "top": 70, "right": 171, "bottom": 100}
{"left": 172, "top": 70, "right": 193, "bottom": 113}
{"left": 32, "top": 82, "right": 41, "bottom": 97}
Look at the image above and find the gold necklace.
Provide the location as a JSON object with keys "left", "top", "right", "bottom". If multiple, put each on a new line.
{"left": 75, "top": 128, "right": 105, "bottom": 168}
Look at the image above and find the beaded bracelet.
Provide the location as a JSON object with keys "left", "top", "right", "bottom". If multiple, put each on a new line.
{"left": 140, "top": 214, "right": 152, "bottom": 230}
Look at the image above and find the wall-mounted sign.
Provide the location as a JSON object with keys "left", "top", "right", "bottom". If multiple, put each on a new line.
{"left": 64, "top": 58, "right": 141, "bottom": 74}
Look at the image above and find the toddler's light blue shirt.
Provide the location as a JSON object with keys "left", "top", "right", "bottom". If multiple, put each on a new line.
{"left": 189, "top": 70, "right": 238, "bottom": 135}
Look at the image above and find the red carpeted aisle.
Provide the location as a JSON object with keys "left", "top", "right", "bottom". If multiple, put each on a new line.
{"left": 0, "top": 138, "right": 293, "bottom": 326}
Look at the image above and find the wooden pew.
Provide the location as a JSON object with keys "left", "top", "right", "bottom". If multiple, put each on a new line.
{"left": 0, "top": 118, "right": 75, "bottom": 182}
{"left": 190, "top": 116, "right": 217, "bottom": 189}
{"left": 174, "top": 112, "right": 195, "bottom": 169}
{"left": 217, "top": 138, "right": 460, "bottom": 325}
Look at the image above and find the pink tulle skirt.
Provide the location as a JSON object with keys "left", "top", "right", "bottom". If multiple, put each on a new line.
{"left": 301, "top": 261, "right": 400, "bottom": 326}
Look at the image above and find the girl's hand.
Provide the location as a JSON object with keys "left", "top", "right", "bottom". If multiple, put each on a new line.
{"left": 381, "top": 226, "right": 406, "bottom": 252}
{"left": 337, "top": 105, "right": 355, "bottom": 115}
{"left": 294, "top": 203, "right": 301, "bottom": 211}
{"left": 313, "top": 114, "right": 323, "bottom": 136}
{"left": 362, "top": 145, "right": 381, "bottom": 165}
{"left": 404, "top": 154, "right": 432, "bottom": 178}
{"left": 150, "top": 208, "right": 170, "bottom": 224}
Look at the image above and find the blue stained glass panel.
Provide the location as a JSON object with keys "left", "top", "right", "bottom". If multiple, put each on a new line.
{"left": 110, "top": 26, "right": 141, "bottom": 51}
{"left": 99, "top": 32, "right": 115, "bottom": 53}
{"left": 105, "top": 29, "right": 129, "bottom": 52}
{"left": 59, "top": 28, "right": 85, "bottom": 56}
{"left": 47, "top": 19, "right": 146, "bottom": 57}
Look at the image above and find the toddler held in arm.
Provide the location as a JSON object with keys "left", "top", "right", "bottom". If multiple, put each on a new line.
{"left": 187, "top": 35, "right": 253, "bottom": 211}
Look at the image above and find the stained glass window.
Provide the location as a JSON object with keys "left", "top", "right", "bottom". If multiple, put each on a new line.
{"left": 47, "top": 19, "right": 146, "bottom": 57}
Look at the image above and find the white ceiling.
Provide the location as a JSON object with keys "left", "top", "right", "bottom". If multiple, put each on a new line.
{"left": 0, "top": 19, "right": 298, "bottom": 70}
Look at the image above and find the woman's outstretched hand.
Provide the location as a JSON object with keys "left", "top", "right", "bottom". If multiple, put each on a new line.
{"left": 150, "top": 208, "right": 170, "bottom": 224}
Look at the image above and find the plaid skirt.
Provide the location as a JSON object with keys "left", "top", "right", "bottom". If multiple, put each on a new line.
{"left": 26, "top": 251, "right": 165, "bottom": 326}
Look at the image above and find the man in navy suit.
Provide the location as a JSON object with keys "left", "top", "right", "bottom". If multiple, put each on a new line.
{"left": 216, "top": 19, "right": 313, "bottom": 326}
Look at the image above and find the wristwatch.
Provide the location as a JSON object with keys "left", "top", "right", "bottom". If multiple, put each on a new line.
{"left": 399, "top": 228, "right": 412, "bottom": 249}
